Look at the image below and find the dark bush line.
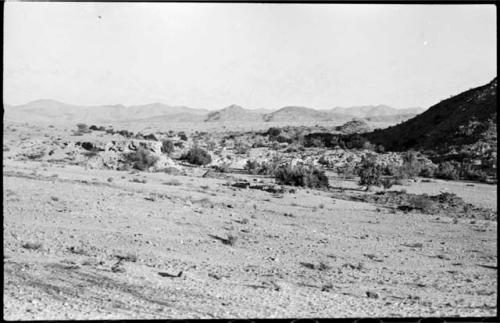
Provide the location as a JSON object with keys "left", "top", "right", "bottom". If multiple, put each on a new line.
{"left": 274, "top": 164, "right": 329, "bottom": 189}
{"left": 123, "top": 148, "right": 159, "bottom": 171}
{"left": 180, "top": 147, "right": 212, "bottom": 166}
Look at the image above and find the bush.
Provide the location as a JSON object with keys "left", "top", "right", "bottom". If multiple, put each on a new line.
{"left": 398, "top": 151, "right": 422, "bottom": 179}
{"left": 460, "top": 164, "right": 488, "bottom": 182}
{"left": 274, "top": 164, "right": 329, "bottom": 189}
{"left": 244, "top": 160, "right": 278, "bottom": 175}
{"left": 419, "top": 164, "right": 435, "bottom": 178}
{"left": 178, "top": 132, "right": 188, "bottom": 141}
{"left": 214, "top": 163, "right": 230, "bottom": 173}
{"left": 409, "top": 195, "right": 435, "bottom": 213}
{"left": 381, "top": 178, "right": 395, "bottom": 189}
{"left": 435, "top": 161, "right": 460, "bottom": 180}
{"left": 124, "top": 148, "right": 159, "bottom": 171}
{"left": 180, "top": 147, "right": 212, "bottom": 166}
{"left": 76, "top": 123, "right": 91, "bottom": 134}
{"left": 267, "top": 127, "right": 281, "bottom": 138}
{"left": 358, "top": 155, "right": 383, "bottom": 190}
{"left": 161, "top": 139, "right": 174, "bottom": 154}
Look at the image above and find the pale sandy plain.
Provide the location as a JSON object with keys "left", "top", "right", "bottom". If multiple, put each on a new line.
{"left": 3, "top": 121, "right": 497, "bottom": 319}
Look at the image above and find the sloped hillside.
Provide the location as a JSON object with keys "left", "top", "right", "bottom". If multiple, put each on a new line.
{"left": 331, "top": 105, "right": 423, "bottom": 118}
{"left": 204, "top": 104, "right": 264, "bottom": 122}
{"left": 365, "top": 78, "right": 497, "bottom": 154}
{"left": 3, "top": 100, "right": 208, "bottom": 124}
{"left": 263, "top": 106, "right": 351, "bottom": 122}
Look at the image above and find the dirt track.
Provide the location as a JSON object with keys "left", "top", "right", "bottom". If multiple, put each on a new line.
{"left": 3, "top": 160, "right": 497, "bottom": 319}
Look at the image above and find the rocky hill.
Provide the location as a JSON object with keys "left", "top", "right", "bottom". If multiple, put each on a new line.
{"left": 263, "top": 106, "right": 351, "bottom": 122}
{"left": 365, "top": 78, "right": 497, "bottom": 156}
{"left": 3, "top": 100, "right": 208, "bottom": 124}
{"left": 204, "top": 104, "right": 263, "bottom": 122}
{"left": 4, "top": 99, "right": 423, "bottom": 125}
{"left": 331, "top": 105, "right": 423, "bottom": 118}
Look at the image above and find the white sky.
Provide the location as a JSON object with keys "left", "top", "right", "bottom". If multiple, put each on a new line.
{"left": 3, "top": 2, "right": 497, "bottom": 110}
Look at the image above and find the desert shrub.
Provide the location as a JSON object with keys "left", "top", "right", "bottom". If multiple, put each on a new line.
{"left": 76, "top": 123, "right": 91, "bottom": 134}
{"left": 163, "top": 179, "right": 181, "bottom": 186}
{"left": 375, "top": 145, "right": 385, "bottom": 153}
{"left": 357, "top": 155, "right": 383, "bottom": 190}
{"left": 460, "top": 164, "right": 488, "bottom": 182}
{"left": 124, "top": 148, "right": 159, "bottom": 171}
{"left": 89, "top": 125, "right": 99, "bottom": 131}
{"left": 435, "top": 161, "right": 460, "bottom": 180}
{"left": 178, "top": 132, "right": 188, "bottom": 141}
{"left": 267, "top": 127, "right": 281, "bottom": 138}
{"left": 214, "top": 162, "right": 231, "bottom": 173}
{"left": 161, "top": 139, "right": 175, "bottom": 154}
{"left": 399, "top": 151, "right": 422, "bottom": 179}
{"left": 275, "top": 135, "right": 292, "bottom": 144}
{"left": 22, "top": 242, "right": 42, "bottom": 250}
{"left": 116, "top": 129, "right": 133, "bottom": 137}
{"left": 381, "top": 178, "right": 395, "bottom": 189}
{"left": 143, "top": 133, "right": 158, "bottom": 141}
{"left": 408, "top": 195, "right": 435, "bottom": 213}
{"left": 174, "top": 141, "right": 184, "bottom": 148}
{"left": 83, "top": 150, "right": 99, "bottom": 158}
{"left": 274, "top": 164, "right": 329, "bottom": 189}
{"left": 180, "top": 147, "right": 212, "bottom": 166}
{"left": 419, "top": 164, "right": 435, "bottom": 178}
{"left": 244, "top": 160, "right": 278, "bottom": 175}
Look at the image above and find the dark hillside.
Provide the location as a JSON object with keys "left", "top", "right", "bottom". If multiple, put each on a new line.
{"left": 365, "top": 78, "right": 497, "bottom": 154}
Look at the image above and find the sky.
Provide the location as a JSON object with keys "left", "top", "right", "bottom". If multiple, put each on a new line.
{"left": 3, "top": 3, "right": 497, "bottom": 110}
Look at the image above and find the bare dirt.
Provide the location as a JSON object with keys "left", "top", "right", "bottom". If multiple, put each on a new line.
{"left": 2, "top": 122, "right": 497, "bottom": 319}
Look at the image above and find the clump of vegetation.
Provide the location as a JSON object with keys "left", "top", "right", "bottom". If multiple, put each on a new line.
{"left": 274, "top": 164, "right": 329, "bottom": 189}
{"left": 22, "top": 242, "right": 42, "bottom": 250}
{"left": 419, "top": 164, "right": 435, "bottom": 178}
{"left": 74, "top": 123, "right": 91, "bottom": 135}
{"left": 244, "top": 159, "right": 278, "bottom": 175}
{"left": 398, "top": 151, "right": 423, "bottom": 179}
{"left": 178, "top": 131, "right": 188, "bottom": 141}
{"left": 357, "top": 155, "right": 384, "bottom": 191}
{"left": 214, "top": 162, "right": 231, "bottom": 173}
{"left": 130, "top": 178, "right": 147, "bottom": 184}
{"left": 460, "top": 163, "right": 488, "bottom": 182}
{"left": 180, "top": 147, "right": 212, "bottom": 166}
{"left": 89, "top": 125, "right": 106, "bottom": 131}
{"left": 163, "top": 179, "right": 181, "bottom": 186}
{"left": 124, "top": 148, "right": 159, "bottom": 171}
{"left": 161, "top": 139, "right": 174, "bottom": 154}
{"left": 267, "top": 127, "right": 281, "bottom": 138}
{"left": 408, "top": 195, "right": 435, "bottom": 213}
{"left": 434, "top": 161, "right": 460, "bottom": 180}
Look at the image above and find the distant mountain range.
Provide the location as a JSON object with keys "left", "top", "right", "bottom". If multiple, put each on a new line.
{"left": 365, "top": 77, "right": 497, "bottom": 154}
{"left": 3, "top": 99, "right": 424, "bottom": 125}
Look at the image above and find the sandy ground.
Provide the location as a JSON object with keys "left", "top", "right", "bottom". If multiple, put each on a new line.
{"left": 3, "top": 157, "right": 497, "bottom": 319}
